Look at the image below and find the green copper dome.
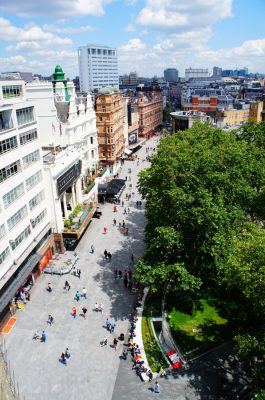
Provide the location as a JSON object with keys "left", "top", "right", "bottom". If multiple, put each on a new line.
{"left": 53, "top": 65, "right": 65, "bottom": 82}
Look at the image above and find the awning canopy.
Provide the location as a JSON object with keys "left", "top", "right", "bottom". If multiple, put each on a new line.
{"left": 106, "top": 179, "right": 126, "bottom": 197}
{"left": 0, "top": 253, "right": 41, "bottom": 314}
{"left": 124, "top": 148, "right": 132, "bottom": 156}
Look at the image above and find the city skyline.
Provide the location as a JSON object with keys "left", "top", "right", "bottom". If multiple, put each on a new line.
{"left": 0, "top": 0, "right": 264, "bottom": 78}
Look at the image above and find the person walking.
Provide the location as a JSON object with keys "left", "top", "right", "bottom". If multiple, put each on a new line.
{"left": 61, "top": 352, "right": 67, "bottom": 365}
{"left": 104, "top": 249, "right": 108, "bottom": 259}
{"left": 101, "top": 337, "right": 108, "bottom": 347}
{"left": 98, "top": 303, "right": 104, "bottom": 314}
{"left": 108, "top": 252, "right": 112, "bottom": 262}
{"left": 103, "top": 226, "right": 107, "bottom": 234}
{"left": 154, "top": 381, "right": 160, "bottom": 394}
{"left": 81, "top": 306, "right": 87, "bottom": 319}
{"left": 48, "top": 314, "right": 54, "bottom": 326}
{"left": 75, "top": 291, "right": 81, "bottom": 301}
{"left": 41, "top": 330, "right": 46, "bottom": 342}
{"left": 122, "top": 220, "right": 125, "bottom": 229}
{"left": 136, "top": 201, "right": 138, "bottom": 208}
{"left": 110, "top": 323, "right": 116, "bottom": 333}
{"left": 47, "top": 282, "right": 52, "bottom": 292}
{"left": 94, "top": 302, "right": 99, "bottom": 312}
{"left": 113, "top": 218, "right": 116, "bottom": 226}
{"left": 113, "top": 338, "right": 118, "bottom": 351}
{"left": 72, "top": 267, "right": 76, "bottom": 276}
{"left": 72, "top": 306, "right": 77, "bottom": 318}
{"left": 82, "top": 287, "right": 87, "bottom": 299}
{"left": 77, "top": 269, "right": 81, "bottom": 279}
{"left": 124, "top": 208, "right": 127, "bottom": 214}
{"left": 64, "top": 281, "right": 70, "bottom": 291}
{"left": 91, "top": 244, "right": 95, "bottom": 253}
{"left": 65, "top": 348, "right": 70, "bottom": 358}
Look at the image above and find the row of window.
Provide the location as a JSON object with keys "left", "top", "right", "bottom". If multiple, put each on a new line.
{"left": 16, "top": 107, "right": 34, "bottom": 126}
{"left": 0, "top": 247, "right": 10, "bottom": 265}
{"left": 31, "top": 208, "right": 47, "bottom": 228}
{"left": 7, "top": 205, "right": 28, "bottom": 231}
{"left": 19, "top": 128, "right": 38, "bottom": 145}
{"left": 3, "top": 183, "right": 24, "bottom": 208}
{"left": 0, "top": 160, "right": 21, "bottom": 184}
{"left": 0, "top": 223, "right": 6, "bottom": 239}
{"left": 22, "top": 149, "right": 40, "bottom": 168}
{"left": 0, "top": 136, "right": 17, "bottom": 155}
{"left": 26, "top": 170, "right": 42, "bottom": 191}
{"left": 10, "top": 225, "right": 31, "bottom": 250}
{"left": 87, "top": 49, "right": 116, "bottom": 55}
{"left": 29, "top": 190, "right": 45, "bottom": 211}
{"left": 2, "top": 85, "right": 23, "bottom": 99}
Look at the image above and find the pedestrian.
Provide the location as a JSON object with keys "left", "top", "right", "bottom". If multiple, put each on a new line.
{"left": 124, "top": 208, "right": 127, "bottom": 214}
{"left": 154, "top": 381, "right": 160, "bottom": 393}
{"left": 47, "top": 282, "right": 52, "bottom": 292}
{"left": 72, "top": 306, "right": 77, "bottom": 318}
{"left": 104, "top": 249, "right": 108, "bottom": 259}
{"left": 98, "top": 303, "right": 104, "bottom": 313}
{"left": 103, "top": 226, "right": 107, "bottom": 234}
{"left": 61, "top": 352, "right": 67, "bottom": 365}
{"left": 91, "top": 244, "right": 95, "bottom": 253}
{"left": 113, "top": 338, "right": 118, "bottom": 350}
{"left": 77, "top": 269, "right": 81, "bottom": 279}
{"left": 64, "top": 280, "right": 70, "bottom": 291}
{"left": 81, "top": 306, "right": 87, "bottom": 319}
{"left": 139, "top": 201, "right": 142, "bottom": 208}
{"left": 33, "top": 330, "right": 40, "bottom": 340}
{"left": 105, "top": 318, "right": 110, "bottom": 330}
{"left": 136, "top": 201, "right": 138, "bottom": 208}
{"left": 41, "top": 330, "right": 46, "bottom": 342}
{"left": 111, "top": 323, "right": 116, "bottom": 333}
{"left": 122, "top": 348, "right": 128, "bottom": 360}
{"left": 48, "top": 314, "right": 54, "bottom": 326}
{"left": 108, "top": 252, "right": 112, "bottom": 261}
{"left": 122, "top": 220, "right": 125, "bottom": 228}
{"left": 75, "top": 291, "right": 81, "bottom": 301}
{"left": 65, "top": 348, "right": 70, "bottom": 358}
{"left": 82, "top": 287, "right": 87, "bottom": 299}
{"left": 113, "top": 218, "right": 116, "bottom": 226}
{"left": 122, "top": 200, "right": 125, "bottom": 206}
{"left": 127, "top": 207, "right": 130, "bottom": 213}
{"left": 72, "top": 267, "right": 76, "bottom": 276}
{"left": 148, "top": 370, "right": 153, "bottom": 381}
{"left": 101, "top": 337, "right": 108, "bottom": 347}
{"left": 94, "top": 302, "right": 99, "bottom": 312}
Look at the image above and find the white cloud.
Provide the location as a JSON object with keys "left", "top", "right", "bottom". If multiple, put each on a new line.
{"left": 136, "top": 0, "right": 232, "bottom": 30}
{"left": 125, "top": 24, "right": 135, "bottom": 32}
{"left": 0, "top": 18, "right": 72, "bottom": 46}
{"left": 0, "top": 0, "right": 112, "bottom": 18}
{"left": 42, "top": 24, "right": 95, "bottom": 34}
{"left": 119, "top": 38, "right": 147, "bottom": 53}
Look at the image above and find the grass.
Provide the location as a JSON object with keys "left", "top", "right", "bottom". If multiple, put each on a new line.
{"left": 141, "top": 290, "right": 167, "bottom": 372}
{"left": 168, "top": 296, "right": 229, "bottom": 357}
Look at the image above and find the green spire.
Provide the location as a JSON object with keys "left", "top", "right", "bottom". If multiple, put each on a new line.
{"left": 52, "top": 65, "right": 70, "bottom": 102}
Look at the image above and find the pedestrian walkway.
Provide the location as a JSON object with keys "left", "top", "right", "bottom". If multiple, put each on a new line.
{"left": 3, "top": 137, "right": 158, "bottom": 400}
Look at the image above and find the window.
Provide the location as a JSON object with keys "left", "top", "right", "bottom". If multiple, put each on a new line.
{"left": 3, "top": 183, "right": 24, "bottom": 208}
{"left": 7, "top": 205, "right": 28, "bottom": 231}
{"left": 0, "top": 223, "right": 6, "bottom": 239}
{"left": 0, "top": 160, "right": 21, "bottom": 183}
{"left": 26, "top": 170, "right": 43, "bottom": 191}
{"left": 102, "top": 106, "right": 106, "bottom": 112}
{"left": 0, "top": 136, "right": 17, "bottom": 154}
{"left": 90, "top": 137, "right": 93, "bottom": 144}
{"left": 10, "top": 225, "right": 31, "bottom": 250}
{"left": 29, "top": 190, "right": 45, "bottom": 211}
{"left": 91, "top": 150, "right": 95, "bottom": 158}
{"left": 31, "top": 209, "right": 47, "bottom": 228}
{"left": 19, "top": 128, "right": 38, "bottom": 145}
{"left": 0, "top": 110, "right": 13, "bottom": 132}
{"left": 2, "top": 85, "right": 23, "bottom": 98}
{"left": 87, "top": 48, "right": 90, "bottom": 54}
{"left": 0, "top": 247, "right": 10, "bottom": 265}
{"left": 22, "top": 149, "right": 40, "bottom": 168}
{"left": 16, "top": 107, "right": 34, "bottom": 126}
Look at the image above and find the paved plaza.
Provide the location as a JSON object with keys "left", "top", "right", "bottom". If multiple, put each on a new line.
{"left": 3, "top": 137, "right": 248, "bottom": 400}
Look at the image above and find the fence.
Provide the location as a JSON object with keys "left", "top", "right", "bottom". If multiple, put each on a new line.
{"left": 0, "top": 335, "right": 23, "bottom": 400}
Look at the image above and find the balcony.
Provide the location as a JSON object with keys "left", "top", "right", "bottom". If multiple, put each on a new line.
{"left": 63, "top": 203, "right": 96, "bottom": 240}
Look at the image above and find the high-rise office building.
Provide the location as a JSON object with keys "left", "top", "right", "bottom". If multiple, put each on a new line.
{"left": 164, "top": 68, "right": 179, "bottom": 82}
{"left": 78, "top": 44, "right": 119, "bottom": 93}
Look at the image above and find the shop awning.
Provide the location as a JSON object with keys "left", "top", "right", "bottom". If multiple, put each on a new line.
{"left": 0, "top": 253, "right": 41, "bottom": 314}
{"left": 124, "top": 148, "right": 132, "bottom": 156}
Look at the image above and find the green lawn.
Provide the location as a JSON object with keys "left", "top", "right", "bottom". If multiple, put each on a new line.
{"left": 168, "top": 297, "right": 229, "bottom": 357}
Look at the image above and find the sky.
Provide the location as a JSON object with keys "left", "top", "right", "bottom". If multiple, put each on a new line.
{"left": 0, "top": 0, "right": 264, "bottom": 78}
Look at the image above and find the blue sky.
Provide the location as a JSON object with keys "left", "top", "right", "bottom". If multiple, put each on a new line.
{"left": 0, "top": 0, "right": 264, "bottom": 78}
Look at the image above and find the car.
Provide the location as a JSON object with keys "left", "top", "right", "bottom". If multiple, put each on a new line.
{"left": 167, "top": 350, "right": 183, "bottom": 369}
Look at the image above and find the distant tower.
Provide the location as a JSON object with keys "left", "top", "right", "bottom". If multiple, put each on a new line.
{"left": 52, "top": 65, "right": 70, "bottom": 102}
{"left": 164, "top": 68, "right": 178, "bottom": 82}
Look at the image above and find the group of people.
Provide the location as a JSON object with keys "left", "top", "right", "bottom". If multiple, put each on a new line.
{"left": 104, "top": 249, "right": 112, "bottom": 261}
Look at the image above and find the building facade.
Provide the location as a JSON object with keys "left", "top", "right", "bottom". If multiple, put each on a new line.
{"left": 78, "top": 44, "right": 119, "bottom": 93}
{"left": 0, "top": 79, "right": 54, "bottom": 316}
{"left": 95, "top": 87, "right": 125, "bottom": 174}
{"left": 164, "top": 68, "right": 179, "bottom": 82}
{"left": 185, "top": 68, "right": 209, "bottom": 80}
{"left": 170, "top": 111, "right": 211, "bottom": 131}
{"left": 137, "top": 89, "right": 163, "bottom": 138}
{"left": 26, "top": 66, "right": 101, "bottom": 247}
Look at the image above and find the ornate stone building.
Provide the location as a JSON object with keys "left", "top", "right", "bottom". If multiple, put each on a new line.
{"left": 137, "top": 89, "right": 163, "bottom": 139}
{"left": 96, "top": 87, "right": 125, "bottom": 174}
